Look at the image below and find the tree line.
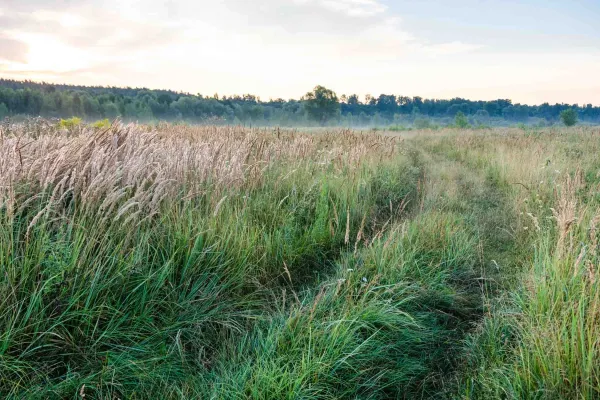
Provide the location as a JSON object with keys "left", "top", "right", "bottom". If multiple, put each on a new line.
{"left": 1, "top": 79, "right": 598, "bottom": 126}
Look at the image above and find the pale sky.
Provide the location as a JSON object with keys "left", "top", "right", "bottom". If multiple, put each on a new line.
{"left": 1, "top": 0, "right": 599, "bottom": 104}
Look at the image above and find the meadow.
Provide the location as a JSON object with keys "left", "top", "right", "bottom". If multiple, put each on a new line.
{"left": 0, "top": 120, "right": 599, "bottom": 399}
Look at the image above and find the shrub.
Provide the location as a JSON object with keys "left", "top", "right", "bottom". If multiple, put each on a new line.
{"left": 560, "top": 108, "right": 578, "bottom": 126}
{"left": 59, "top": 117, "right": 82, "bottom": 129}
{"left": 91, "top": 118, "right": 111, "bottom": 129}
{"left": 454, "top": 111, "right": 470, "bottom": 128}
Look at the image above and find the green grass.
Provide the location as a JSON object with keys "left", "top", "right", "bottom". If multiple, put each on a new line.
{"left": 1, "top": 123, "right": 600, "bottom": 398}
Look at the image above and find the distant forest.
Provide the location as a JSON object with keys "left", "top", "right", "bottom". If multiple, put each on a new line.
{"left": 1, "top": 79, "right": 599, "bottom": 126}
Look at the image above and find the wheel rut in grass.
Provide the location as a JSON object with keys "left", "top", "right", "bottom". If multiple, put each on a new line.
{"left": 205, "top": 143, "right": 523, "bottom": 398}
{"left": 412, "top": 138, "right": 524, "bottom": 397}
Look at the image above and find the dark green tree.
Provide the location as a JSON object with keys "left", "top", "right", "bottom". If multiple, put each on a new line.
{"left": 0, "top": 102, "right": 8, "bottom": 119}
{"left": 303, "top": 85, "right": 340, "bottom": 125}
{"left": 560, "top": 108, "right": 578, "bottom": 126}
{"left": 376, "top": 94, "right": 397, "bottom": 117}
{"left": 455, "top": 111, "right": 469, "bottom": 128}
{"left": 103, "top": 102, "right": 120, "bottom": 119}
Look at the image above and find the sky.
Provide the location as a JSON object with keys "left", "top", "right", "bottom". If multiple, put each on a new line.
{"left": 0, "top": 0, "right": 599, "bottom": 104}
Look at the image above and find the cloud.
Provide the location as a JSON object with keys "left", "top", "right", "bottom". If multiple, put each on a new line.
{"left": 0, "top": 0, "right": 90, "bottom": 12}
{"left": 0, "top": 0, "right": 491, "bottom": 100}
{"left": 0, "top": 0, "right": 186, "bottom": 81}
{"left": 0, "top": 36, "right": 29, "bottom": 62}
{"left": 1, "top": 0, "right": 481, "bottom": 64}
{"left": 304, "top": 0, "right": 387, "bottom": 17}
{"left": 209, "top": 0, "right": 391, "bottom": 35}
{"left": 3, "top": 6, "right": 180, "bottom": 53}
{"left": 420, "top": 41, "right": 484, "bottom": 56}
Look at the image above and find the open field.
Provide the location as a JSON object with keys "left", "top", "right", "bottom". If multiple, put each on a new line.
{"left": 1, "top": 121, "right": 600, "bottom": 399}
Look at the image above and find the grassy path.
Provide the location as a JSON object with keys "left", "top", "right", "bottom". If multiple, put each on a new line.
{"left": 185, "top": 138, "right": 527, "bottom": 398}
{"left": 418, "top": 129, "right": 600, "bottom": 399}
{"left": 408, "top": 136, "right": 526, "bottom": 398}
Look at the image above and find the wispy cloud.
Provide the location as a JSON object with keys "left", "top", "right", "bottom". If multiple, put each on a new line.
{"left": 316, "top": 0, "right": 387, "bottom": 17}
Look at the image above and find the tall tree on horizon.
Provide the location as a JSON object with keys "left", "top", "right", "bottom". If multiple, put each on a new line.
{"left": 302, "top": 85, "right": 340, "bottom": 126}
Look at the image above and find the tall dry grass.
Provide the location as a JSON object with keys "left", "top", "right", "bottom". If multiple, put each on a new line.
{"left": 0, "top": 122, "right": 400, "bottom": 230}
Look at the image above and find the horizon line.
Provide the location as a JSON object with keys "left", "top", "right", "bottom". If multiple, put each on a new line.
{"left": 3, "top": 78, "right": 599, "bottom": 108}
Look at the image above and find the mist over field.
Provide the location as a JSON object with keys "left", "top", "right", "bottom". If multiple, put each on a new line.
{"left": 1, "top": 79, "right": 599, "bottom": 128}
